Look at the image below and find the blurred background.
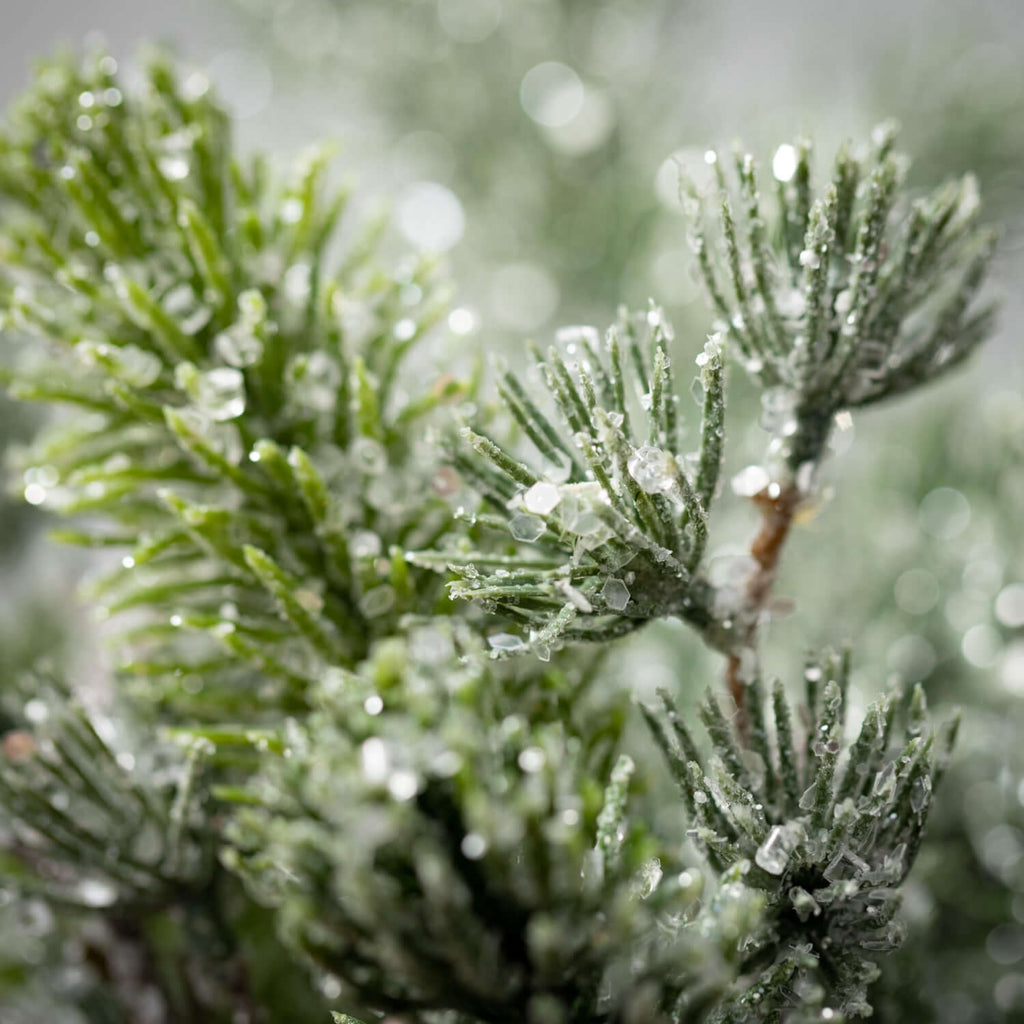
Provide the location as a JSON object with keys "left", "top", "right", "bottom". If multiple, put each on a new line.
{"left": 1, "top": 0, "right": 1023, "bottom": 1020}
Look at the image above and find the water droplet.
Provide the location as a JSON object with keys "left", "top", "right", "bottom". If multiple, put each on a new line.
{"left": 520, "top": 61, "right": 584, "bottom": 128}
{"left": 388, "top": 770, "right": 419, "bottom": 802}
{"left": 518, "top": 746, "right": 546, "bottom": 772}
{"left": 996, "top": 584, "right": 1024, "bottom": 628}
{"left": 24, "top": 483, "right": 47, "bottom": 505}
{"left": 397, "top": 181, "right": 465, "bottom": 252}
{"left": 556, "top": 324, "right": 600, "bottom": 347}
{"left": 196, "top": 367, "right": 246, "bottom": 421}
{"left": 76, "top": 878, "right": 118, "bottom": 908}
{"left": 776, "top": 287, "right": 805, "bottom": 319}
{"left": 24, "top": 699, "right": 48, "bottom": 725}
{"left": 760, "top": 387, "right": 798, "bottom": 436}
{"left": 288, "top": 351, "right": 340, "bottom": 412}
{"left": 283, "top": 262, "right": 312, "bottom": 305}
{"left": 731, "top": 464, "right": 770, "bottom": 498}
{"left": 772, "top": 144, "right": 798, "bottom": 183}
{"left": 215, "top": 327, "right": 263, "bottom": 368}
{"left": 351, "top": 437, "right": 387, "bottom": 476}
{"left": 361, "top": 737, "right": 390, "bottom": 783}
{"left": 158, "top": 153, "right": 190, "bottom": 182}
{"left": 448, "top": 307, "right": 477, "bottom": 335}
{"left": 799, "top": 248, "right": 821, "bottom": 270}
{"left": 461, "top": 832, "right": 488, "bottom": 859}
{"left": 359, "top": 585, "right": 396, "bottom": 618}
{"left": 294, "top": 588, "right": 324, "bottom": 614}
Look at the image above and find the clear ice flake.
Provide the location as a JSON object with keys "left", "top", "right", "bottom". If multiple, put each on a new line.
{"left": 523, "top": 481, "right": 561, "bottom": 515}
{"left": 214, "top": 326, "right": 263, "bottom": 368}
{"left": 772, "top": 143, "right": 798, "bottom": 183}
{"left": 555, "top": 325, "right": 600, "bottom": 347}
{"left": 289, "top": 350, "right": 341, "bottom": 412}
{"left": 760, "top": 387, "right": 797, "bottom": 436}
{"left": 798, "top": 783, "right": 817, "bottom": 811}
{"left": 798, "top": 248, "right": 821, "bottom": 269}
{"left": 488, "top": 632, "right": 527, "bottom": 653}
{"left": 509, "top": 512, "right": 545, "bottom": 542}
{"left": 601, "top": 577, "right": 630, "bottom": 611}
{"left": 755, "top": 825, "right": 791, "bottom": 875}
{"left": 731, "top": 464, "right": 770, "bottom": 498}
{"left": 196, "top": 366, "right": 246, "bottom": 421}
{"left": 157, "top": 128, "right": 194, "bottom": 182}
{"left": 75, "top": 878, "right": 119, "bottom": 908}
{"left": 627, "top": 444, "right": 677, "bottom": 494}
{"left": 557, "top": 580, "right": 593, "bottom": 613}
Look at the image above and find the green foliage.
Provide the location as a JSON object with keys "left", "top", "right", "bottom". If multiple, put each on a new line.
{"left": 643, "top": 651, "right": 958, "bottom": 1020}
{"left": 410, "top": 308, "right": 724, "bottom": 655}
{"left": 0, "top": 49, "right": 1005, "bottom": 1024}
{"left": 226, "top": 622, "right": 763, "bottom": 1023}
{"left": 0, "top": 50, "right": 463, "bottom": 720}
{"left": 690, "top": 129, "right": 997, "bottom": 471}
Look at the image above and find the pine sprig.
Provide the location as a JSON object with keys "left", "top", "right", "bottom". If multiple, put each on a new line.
{"left": 0, "top": 673, "right": 213, "bottom": 908}
{"left": 225, "top": 622, "right": 759, "bottom": 1023}
{"left": 690, "top": 128, "right": 997, "bottom": 473}
{"left": 643, "top": 651, "right": 958, "bottom": 1019}
{"left": 0, "top": 52, "right": 465, "bottom": 713}
{"left": 410, "top": 309, "right": 725, "bottom": 658}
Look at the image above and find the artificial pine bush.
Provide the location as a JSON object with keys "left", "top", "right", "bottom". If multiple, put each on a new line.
{"left": 0, "top": 50, "right": 998, "bottom": 1024}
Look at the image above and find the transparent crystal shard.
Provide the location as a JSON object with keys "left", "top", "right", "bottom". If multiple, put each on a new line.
{"left": 731, "top": 464, "right": 770, "bottom": 498}
{"left": 196, "top": 367, "right": 246, "bottom": 421}
{"left": 214, "top": 326, "right": 263, "bottom": 368}
{"left": 555, "top": 324, "right": 599, "bottom": 348}
{"left": 288, "top": 351, "right": 341, "bottom": 412}
{"left": 760, "top": 387, "right": 797, "bottom": 436}
{"left": 75, "top": 877, "right": 119, "bottom": 908}
{"left": 755, "top": 825, "right": 792, "bottom": 876}
{"left": 487, "top": 632, "right": 527, "bottom": 653}
{"left": 627, "top": 444, "right": 677, "bottom": 494}
{"left": 523, "top": 481, "right": 561, "bottom": 515}
{"left": 509, "top": 512, "right": 545, "bottom": 542}
{"left": 601, "top": 577, "right": 630, "bottom": 611}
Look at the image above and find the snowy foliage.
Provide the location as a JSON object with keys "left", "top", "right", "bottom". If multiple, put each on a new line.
{"left": 0, "top": 50, "right": 1001, "bottom": 1024}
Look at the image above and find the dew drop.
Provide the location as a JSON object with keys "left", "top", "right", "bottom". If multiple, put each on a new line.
{"left": 518, "top": 746, "right": 546, "bottom": 772}
{"left": 76, "top": 878, "right": 118, "bottom": 908}
{"left": 461, "top": 832, "right": 488, "bottom": 859}
{"left": 772, "top": 144, "right": 798, "bottom": 183}
{"left": 196, "top": 367, "right": 246, "bottom": 421}
{"left": 731, "top": 465, "right": 770, "bottom": 498}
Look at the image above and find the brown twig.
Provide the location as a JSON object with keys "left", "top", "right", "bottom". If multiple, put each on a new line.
{"left": 726, "top": 482, "right": 802, "bottom": 740}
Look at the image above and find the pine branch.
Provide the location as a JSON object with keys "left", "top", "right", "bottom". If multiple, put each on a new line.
{"left": 410, "top": 308, "right": 726, "bottom": 660}
{"left": 643, "top": 651, "right": 957, "bottom": 1020}
{"left": 224, "top": 620, "right": 760, "bottom": 1023}
{"left": 0, "top": 51, "right": 466, "bottom": 715}
{"left": 689, "top": 127, "right": 997, "bottom": 476}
